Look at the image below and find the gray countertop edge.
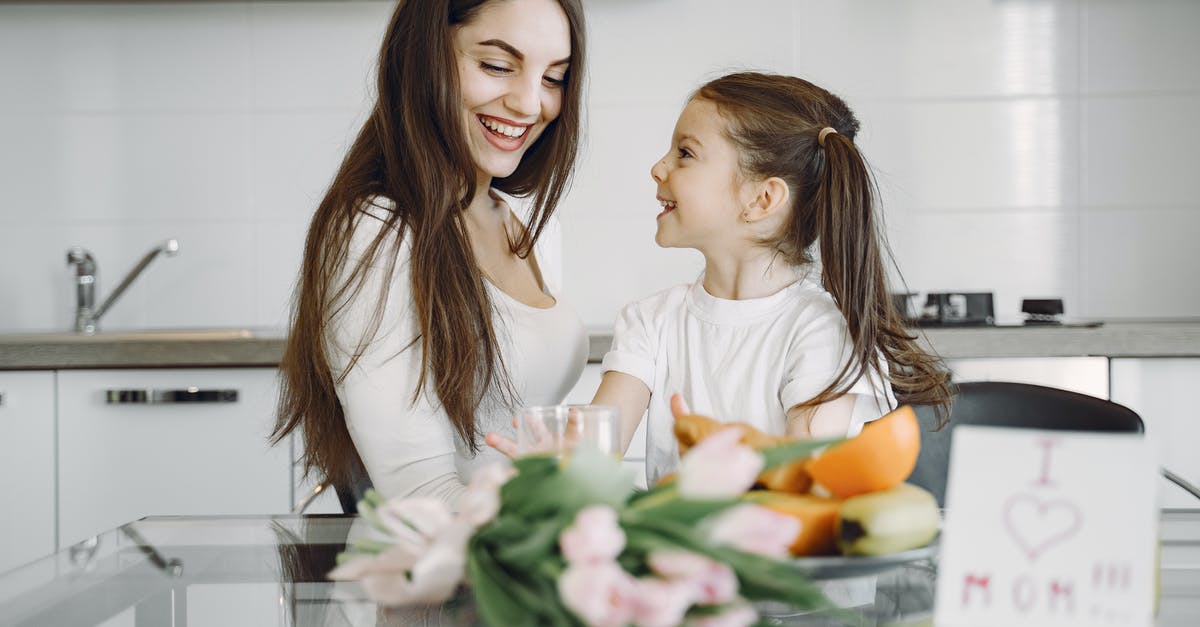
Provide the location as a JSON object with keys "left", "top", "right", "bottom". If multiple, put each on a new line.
{"left": 2, "top": 321, "right": 1200, "bottom": 370}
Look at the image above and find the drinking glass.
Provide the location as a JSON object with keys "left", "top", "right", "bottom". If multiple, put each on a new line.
{"left": 516, "top": 404, "right": 620, "bottom": 458}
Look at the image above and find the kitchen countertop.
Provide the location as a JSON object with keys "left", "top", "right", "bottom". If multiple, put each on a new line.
{"left": 2, "top": 321, "right": 1200, "bottom": 370}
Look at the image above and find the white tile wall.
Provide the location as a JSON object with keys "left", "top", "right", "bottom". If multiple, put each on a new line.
{"left": 1081, "top": 0, "right": 1200, "bottom": 95}
{"left": 585, "top": 0, "right": 796, "bottom": 107}
{"left": 1, "top": 0, "right": 1197, "bottom": 333}
{"left": 1082, "top": 95, "right": 1200, "bottom": 208}
{"left": 249, "top": 2, "right": 389, "bottom": 110}
{"left": 0, "top": 4, "right": 252, "bottom": 114}
{"left": 1082, "top": 208, "right": 1200, "bottom": 319}
{"left": 858, "top": 99, "right": 1080, "bottom": 211}
{"left": 795, "top": 0, "right": 1080, "bottom": 101}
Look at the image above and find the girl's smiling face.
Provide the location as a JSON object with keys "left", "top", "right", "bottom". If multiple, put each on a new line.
{"left": 650, "top": 98, "right": 754, "bottom": 253}
{"left": 454, "top": 0, "right": 571, "bottom": 183}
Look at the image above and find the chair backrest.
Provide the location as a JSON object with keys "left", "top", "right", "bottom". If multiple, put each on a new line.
{"left": 909, "top": 381, "right": 1144, "bottom": 506}
{"left": 334, "top": 463, "right": 374, "bottom": 515}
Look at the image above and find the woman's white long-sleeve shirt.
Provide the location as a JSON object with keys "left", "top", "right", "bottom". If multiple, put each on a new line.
{"left": 326, "top": 196, "right": 587, "bottom": 505}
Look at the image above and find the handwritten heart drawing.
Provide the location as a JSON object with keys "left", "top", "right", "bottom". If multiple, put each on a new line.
{"left": 1002, "top": 493, "right": 1083, "bottom": 562}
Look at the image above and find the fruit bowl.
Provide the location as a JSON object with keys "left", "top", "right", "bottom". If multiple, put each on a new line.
{"left": 789, "top": 534, "right": 940, "bottom": 580}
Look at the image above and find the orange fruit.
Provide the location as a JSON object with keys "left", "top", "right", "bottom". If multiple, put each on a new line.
{"left": 756, "top": 459, "right": 813, "bottom": 493}
{"left": 804, "top": 405, "right": 920, "bottom": 498}
{"left": 745, "top": 491, "right": 843, "bottom": 556}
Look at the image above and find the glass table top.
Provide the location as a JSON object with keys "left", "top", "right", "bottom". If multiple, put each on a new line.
{"left": 0, "top": 511, "right": 1197, "bottom": 626}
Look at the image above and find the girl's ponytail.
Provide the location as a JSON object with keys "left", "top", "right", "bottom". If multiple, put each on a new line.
{"left": 695, "top": 72, "right": 951, "bottom": 422}
{"left": 815, "top": 130, "right": 951, "bottom": 424}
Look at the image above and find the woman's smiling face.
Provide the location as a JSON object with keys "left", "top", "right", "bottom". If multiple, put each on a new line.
{"left": 454, "top": 0, "right": 571, "bottom": 182}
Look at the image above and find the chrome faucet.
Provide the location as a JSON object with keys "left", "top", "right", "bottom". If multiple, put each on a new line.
{"left": 66, "top": 239, "right": 180, "bottom": 334}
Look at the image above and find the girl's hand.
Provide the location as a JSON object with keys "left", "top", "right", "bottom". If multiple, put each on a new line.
{"left": 670, "top": 393, "right": 691, "bottom": 419}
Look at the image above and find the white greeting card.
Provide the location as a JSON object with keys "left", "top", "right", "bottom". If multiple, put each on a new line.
{"left": 934, "top": 426, "right": 1158, "bottom": 627}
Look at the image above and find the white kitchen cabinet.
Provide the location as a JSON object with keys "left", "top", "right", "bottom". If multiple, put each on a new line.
{"left": 1110, "top": 358, "right": 1200, "bottom": 510}
{"left": 945, "top": 356, "right": 1110, "bottom": 399}
{"left": 56, "top": 368, "right": 293, "bottom": 547}
{"left": 0, "top": 372, "right": 56, "bottom": 574}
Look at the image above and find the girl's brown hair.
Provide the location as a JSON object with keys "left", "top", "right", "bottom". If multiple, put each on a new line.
{"left": 694, "top": 72, "right": 951, "bottom": 421}
{"left": 272, "top": 0, "right": 587, "bottom": 489}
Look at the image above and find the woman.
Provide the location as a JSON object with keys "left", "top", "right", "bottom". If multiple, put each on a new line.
{"left": 273, "top": 0, "right": 588, "bottom": 507}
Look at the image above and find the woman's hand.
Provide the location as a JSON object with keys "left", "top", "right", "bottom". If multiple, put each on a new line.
{"left": 484, "top": 428, "right": 519, "bottom": 459}
{"left": 485, "top": 409, "right": 581, "bottom": 459}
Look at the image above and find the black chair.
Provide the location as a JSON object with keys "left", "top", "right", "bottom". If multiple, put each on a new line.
{"left": 293, "top": 463, "right": 373, "bottom": 515}
{"left": 334, "top": 466, "right": 373, "bottom": 515}
{"left": 910, "top": 381, "right": 1145, "bottom": 506}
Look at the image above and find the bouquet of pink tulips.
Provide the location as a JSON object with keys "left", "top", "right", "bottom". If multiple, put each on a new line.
{"left": 330, "top": 428, "right": 850, "bottom": 627}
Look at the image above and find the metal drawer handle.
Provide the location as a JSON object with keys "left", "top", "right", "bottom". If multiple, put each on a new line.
{"left": 0, "top": 391, "right": 5, "bottom": 407}
{"left": 105, "top": 388, "right": 239, "bottom": 404}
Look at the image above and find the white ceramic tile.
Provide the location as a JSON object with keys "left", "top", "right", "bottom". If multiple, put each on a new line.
{"left": 889, "top": 210, "right": 1082, "bottom": 321}
{"left": 856, "top": 99, "right": 1080, "bottom": 210}
{"left": 2, "top": 113, "right": 253, "bottom": 224}
{"left": 585, "top": 0, "right": 795, "bottom": 107}
{"left": 564, "top": 103, "right": 678, "bottom": 222}
{"left": 251, "top": 2, "right": 391, "bottom": 110}
{"left": 0, "top": 4, "right": 251, "bottom": 113}
{"left": 795, "top": 0, "right": 1079, "bottom": 101}
{"left": 253, "top": 220, "right": 308, "bottom": 329}
{"left": 251, "top": 111, "right": 365, "bottom": 221}
{"left": 1082, "top": 0, "right": 1200, "bottom": 94}
{"left": 561, "top": 214, "right": 704, "bottom": 329}
{"left": 0, "top": 226, "right": 73, "bottom": 332}
{"left": 138, "top": 222, "right": 257, "bottom": 329}
{"left": 1082, "top": 95, "right": 1200, "bottom": 208}
{"left": 1081, "top": 208, "right": 1200, "bottom": 319}
{"left": 0, "top": 115, "right": 60, "bottom": 222}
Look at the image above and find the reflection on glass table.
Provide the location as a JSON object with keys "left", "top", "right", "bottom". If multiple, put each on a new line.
{"left": 0, "top": 512, "right": 1196, "bottom": 626}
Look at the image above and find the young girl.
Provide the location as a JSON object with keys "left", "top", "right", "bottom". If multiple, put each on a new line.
{"left": 587, "top": 72, "right": 950, "bottom": 486}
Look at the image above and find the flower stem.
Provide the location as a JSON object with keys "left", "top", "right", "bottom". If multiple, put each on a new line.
{"left": 628, "top": 485, "right": 679, "bottom": 513}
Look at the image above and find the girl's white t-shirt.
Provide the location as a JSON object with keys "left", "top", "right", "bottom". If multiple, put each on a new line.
{"left": 602, "top": 270, "right": 897, "bottom": 486}
{"left": 327, "top": 195, "right": 587, "bottom": 505}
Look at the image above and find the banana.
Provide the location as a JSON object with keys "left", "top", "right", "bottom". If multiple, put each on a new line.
{"left": 836, "top": 483, "right": 939, "bottom": 556}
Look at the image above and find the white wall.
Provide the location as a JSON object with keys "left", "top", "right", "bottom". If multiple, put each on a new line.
{"left": 1, "top": 0, "right": 1197, "bottom": 333}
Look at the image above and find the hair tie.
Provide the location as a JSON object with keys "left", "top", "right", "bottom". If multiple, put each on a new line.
{"left": 818, "top": 126, "right": 838, "bottom": 147}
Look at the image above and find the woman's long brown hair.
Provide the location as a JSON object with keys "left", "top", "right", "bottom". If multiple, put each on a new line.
{"left": 272, "top": 0, "right": 587, "bottom": 489}
{"left": 695, "top": 72, "right": 951, "bottom": 423}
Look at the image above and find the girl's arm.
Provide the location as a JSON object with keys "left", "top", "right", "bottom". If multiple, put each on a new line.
{"left": 591, "top": 371, "right": 651, "bottom": 454}
{"left": 785, "top": 394, "right": 857, "bottom": 439}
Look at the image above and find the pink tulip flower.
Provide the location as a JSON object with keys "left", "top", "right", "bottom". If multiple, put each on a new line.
{"left": 328, "top": 517, "right": 472, "bottom": 606}
{"left": 688, "top": 602, "right": 758, "bottom": 627}
{"left": 647, "top": 550, "right": 738, "bottom": 605}
{"left": 559, "top": 505, "right": 626, "bottom": 564}
{"left": 558, "top": 561, "right": 639, "bottom": 627}
{"left": 457, "top": 463, "right": 516, "bottom": 528}
{"left": 632, "top": 577, "right": 696, "bottom": 627}
{"left": 676, "top": 427, "right": 763, "bottom": 499}
{"left": 708, "top": 504, "right": 801, "bottom": 559}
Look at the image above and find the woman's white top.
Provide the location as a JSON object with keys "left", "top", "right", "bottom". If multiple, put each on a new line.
{"left": 326, "top": 195, "right": 587, "bottom": 505}
{"left": 602, "top": 270, "right": 897, "bottom": 487}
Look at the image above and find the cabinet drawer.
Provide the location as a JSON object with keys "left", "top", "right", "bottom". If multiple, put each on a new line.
{"left": 0, "top": 372, "right": 56, "bottom": 574}
{"left": 57, "top": 368, "right": 290, "bottom": 546}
